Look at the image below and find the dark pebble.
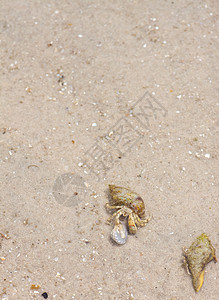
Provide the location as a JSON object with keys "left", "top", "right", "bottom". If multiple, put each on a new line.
{"left": 41, "top": 292, "right": 48, "bottom": 299}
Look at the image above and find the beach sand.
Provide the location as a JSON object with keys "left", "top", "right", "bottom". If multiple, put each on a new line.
{"left": 0, "top": 1, "right": 218, "bottom": 299}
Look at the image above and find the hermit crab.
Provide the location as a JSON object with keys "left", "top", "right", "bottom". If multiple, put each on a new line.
{"left": 183, "top": 233, "right": 217, "bottom": 292}
{"left": 105, "top": 184, "right": 151, "bottom": 244}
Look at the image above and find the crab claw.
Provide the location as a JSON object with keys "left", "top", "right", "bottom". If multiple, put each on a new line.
{"left": 111, "top": 221, "right": 128, "bottom": 245}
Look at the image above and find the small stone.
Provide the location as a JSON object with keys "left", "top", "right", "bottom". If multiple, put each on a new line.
{"left": 41, "top": 292, "right": 48, "bottom": 299}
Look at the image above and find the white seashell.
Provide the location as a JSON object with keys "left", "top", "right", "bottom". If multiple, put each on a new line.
{"left": 111, "top": 221, "right": 128, "bottom": 245}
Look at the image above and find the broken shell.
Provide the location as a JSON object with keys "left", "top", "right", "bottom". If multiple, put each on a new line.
{"left": 183, "top": 233, "right": 217, "bottom": 292}
{"left": 111, "top": 221, "right": 128, "bottom": 245}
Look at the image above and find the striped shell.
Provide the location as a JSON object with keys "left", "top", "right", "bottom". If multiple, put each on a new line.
{"left": 109, "top": 184, "right": 146, "bottom": 218}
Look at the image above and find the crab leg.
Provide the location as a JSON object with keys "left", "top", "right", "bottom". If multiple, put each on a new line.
{"left": 105, "top": 203, "right": 124, "bottom": 211}
{"left": 134, "top": 213, "right": 152, "bottom": 227}
{"left": 106, "top": 206, "right": 132, "bottom": 224}
{"left": 128, "top": 213, "right": 137, "bottom": 234}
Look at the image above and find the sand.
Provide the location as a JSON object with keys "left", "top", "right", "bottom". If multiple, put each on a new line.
{"left": 0, "top": 0, "right": 218, "bottom": 299}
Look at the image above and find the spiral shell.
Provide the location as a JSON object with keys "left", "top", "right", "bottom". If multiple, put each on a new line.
{"left": 111, "top": 221, "right": 128, "bottom": 245}
{"left": 183, "top": 233, "right": 217, "bottom": 292}
{"left": 109, "top": 184, "right": 146, "bottom": 218}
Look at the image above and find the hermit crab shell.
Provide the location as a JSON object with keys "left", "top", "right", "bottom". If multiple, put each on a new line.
{"left": 183, "top": 233, "right": 217, "bottom": 292}
{"left": 111, "top": 221, "right": 128, "bottom": 245}
{"left": 109, "top": 184, "right": 146, "bottom": 218}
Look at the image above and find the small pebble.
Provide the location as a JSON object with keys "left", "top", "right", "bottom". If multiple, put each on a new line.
{"left": 41, "top": 292, "right": 48, "bottom": 299}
